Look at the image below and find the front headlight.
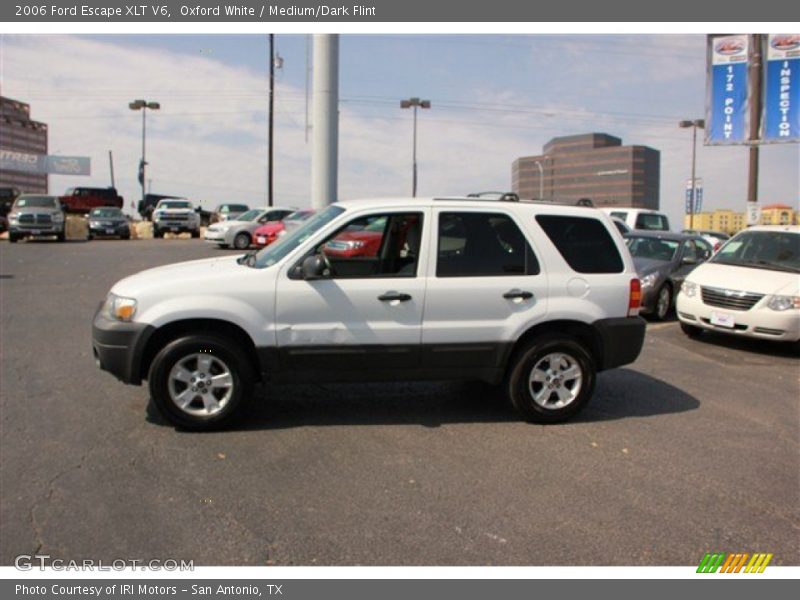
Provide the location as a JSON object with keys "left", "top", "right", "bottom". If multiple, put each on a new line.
{"left": 52, "top": 211, "right": 65, "bottom": 222}
{"left": 89, "top": 220, "right": 101, "bottom": 227}
{"left": 9, "top": 213, "right": 19, "bottom": 224}
{"left": 640, "top": 273, "right": 657, "bottom": 289}
{"left": 681, "top": 281, "right": 698, "bottom": 297}
{"left": 767, "top": 295, "right": 800, "bottom": 311}
{"left": 103, "top": 293, "right": 137, "bottom": 321}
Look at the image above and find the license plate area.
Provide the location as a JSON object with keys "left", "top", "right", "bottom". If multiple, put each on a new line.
{"left": 710, "top": 311, "right": 735, "bottom": 328}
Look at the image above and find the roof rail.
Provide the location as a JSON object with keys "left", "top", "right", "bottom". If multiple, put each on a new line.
{"left": 465, "top": 191, "right": 520, "bottom": 202}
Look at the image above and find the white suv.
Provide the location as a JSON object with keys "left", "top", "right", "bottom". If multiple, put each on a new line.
{"left": 92, "top": 197, "right": 646, "bottom": 430}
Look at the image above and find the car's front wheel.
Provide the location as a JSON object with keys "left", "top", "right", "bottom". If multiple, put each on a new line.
{"left": 148, "top": 335, "right": 255, "bottom": 430}
{"left": 233, "top": 232, "right": 250, "bottom": 250}
{"left": 507, "top": 335, "right": 596, "bottom": 423}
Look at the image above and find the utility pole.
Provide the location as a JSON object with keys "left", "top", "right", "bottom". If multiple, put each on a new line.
{"left": 310, "top": 34, "right": 339, "bottom": 209}
{"left": 108, "top": 150, "right": 115, "bottom": 188}
{"left": 747, "top": 34, "right": 763, "bottom": 206}
{"left": 268, "top": 33, "right": 275, "bottom": 207}
{"left": 129, "top": 99, "right": 159, "bottom": 209}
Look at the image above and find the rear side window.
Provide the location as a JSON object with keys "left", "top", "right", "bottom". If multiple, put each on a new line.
{"left": 536, "top": 215, "right": 623, "bottom": 273}
{"left": 437, "top": 212, "right": 540, "bottom": 277}
{"left": 610, "top": 211, "right": 628, "bottom": 221}
{"left": 635, "top": 213, "right": 669, "bottom": 231}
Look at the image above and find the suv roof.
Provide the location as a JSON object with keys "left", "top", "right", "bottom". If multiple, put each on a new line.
{"left": 334, "top": 197, "right": 606, "bottom": 218}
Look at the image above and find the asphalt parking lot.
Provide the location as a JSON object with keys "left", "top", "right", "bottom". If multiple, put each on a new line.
{"left": 1, "top": 238, "right": 798, "bottom": 566}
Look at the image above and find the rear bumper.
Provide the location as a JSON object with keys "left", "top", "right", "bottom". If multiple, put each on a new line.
{"left": 92, "top": 305, "right": 155, "bottom": 385}
{"left": 593, "top": 316, "right": 646, "bottom": 370}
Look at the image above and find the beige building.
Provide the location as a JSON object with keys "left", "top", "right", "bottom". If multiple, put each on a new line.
{"left": 684, "top": 203, "right": 797, "bottom": 235}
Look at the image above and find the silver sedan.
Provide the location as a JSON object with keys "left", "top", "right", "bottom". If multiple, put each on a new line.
{"left": 204, "top": 206, "right": 296, "bottom": 249}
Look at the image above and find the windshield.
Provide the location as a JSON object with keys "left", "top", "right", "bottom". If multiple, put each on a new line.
{"left": 220, "top": 204, "right": 248, "bottom": 213}
{"left": 158, "top": 201, "right": 191, "bottom": 210}
{"left": 252, "top": 205, "right": 345, "bottom": 268}
{"left": 626, "top": 236, "right": 679, "bottom": 262}
{"left": 90, "top": 208, "right": 123, "bottom": 218}
{"left": 711, "top": 231, "right": 800, "bottom": 273}
{"left": 15, "top": 196, "right": 58, "bottom": 209}
{"left": 286, "top": 210, "right": 314, "bottom": 221}
{"left": 235, "top": 209, "right": 262, "bottom": 222}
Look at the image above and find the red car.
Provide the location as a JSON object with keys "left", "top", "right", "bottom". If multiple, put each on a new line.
{"left": 253, "top": 220, "right": 286, "bottom": 247}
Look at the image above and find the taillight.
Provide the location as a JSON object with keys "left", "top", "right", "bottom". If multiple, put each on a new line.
{"left": 628, "top": 278, "right": 642, "bottom": 316}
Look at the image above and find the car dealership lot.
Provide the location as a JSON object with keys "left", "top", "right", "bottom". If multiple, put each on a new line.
{"left": 1, "top": 239, "right": 798, "bottom": 566}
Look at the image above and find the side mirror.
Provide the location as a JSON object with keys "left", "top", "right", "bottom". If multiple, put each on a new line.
{"left": 301, "top": 255, "right": 328, "bottom": 280}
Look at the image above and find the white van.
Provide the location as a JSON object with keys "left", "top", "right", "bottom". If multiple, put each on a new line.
{"left": 601, "top": 208, "right": 670, "bottom": 232}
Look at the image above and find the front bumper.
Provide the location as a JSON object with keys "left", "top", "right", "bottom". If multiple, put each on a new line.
{"left": 593, "top": 316, "right": 647, "bottom": 370}
{"left": 92, "top": 305, "right": 155, "bottom": 385}
{"left": 10, "top": 223, "right": 64, "bottom": 236}
{"left": 89, "top": 223, "right": 130, "bottom": 237}
{"left": 676, "top": 292, "right": 800, "bottom": 342}
{"left": 204, "top": 229, "right": 231, "bottom": 244}
{"left": 155, "top": 221, "right": 198, "bottom": 233}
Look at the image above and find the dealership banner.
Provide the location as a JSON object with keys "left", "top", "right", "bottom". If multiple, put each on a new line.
{"left": 685, "top": 179, "right": 703, "bottom": 214}
{"left": 0, "top": 149, "right": 91, "bottom": 175}
{"left": 762, "top": 34, "right": 800, "bottom": 143}
{"left": 706, "top": 35, "right": 750, "bottom": 145}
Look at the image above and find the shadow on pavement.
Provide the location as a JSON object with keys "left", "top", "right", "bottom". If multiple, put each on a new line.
{"left": 146, "top": 368, "right": 700, "bottom": 431}
{"left": 684, "top": 330, "right": 799, "bottom": 359}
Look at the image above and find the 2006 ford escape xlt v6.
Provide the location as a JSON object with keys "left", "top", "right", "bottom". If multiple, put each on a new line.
{"left": 92, "top": 196, "right": 646, "bottom": 430}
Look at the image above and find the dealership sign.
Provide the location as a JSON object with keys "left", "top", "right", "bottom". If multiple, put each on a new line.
{"left": 706, "top": 35, "right": 750, "bottom": 145}
{"left": 0, "top": 149, "right": 91, "bottom": 175}
{"left": 762, "top": 34, "right": 800, "bottom": 143}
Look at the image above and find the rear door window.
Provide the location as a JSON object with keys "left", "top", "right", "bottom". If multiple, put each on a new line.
{"left": 635, "top": 213, "right": 670, "bottom": 231}
{"left": 536, "top": 215, "right": 623, "bottom": 273}
{"left": 437, "top": 212, "right": 539, "bottom": 277}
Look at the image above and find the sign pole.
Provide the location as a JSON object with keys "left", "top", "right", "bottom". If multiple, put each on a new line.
{"left": 747, "top": 34, "right": 763, "bottom": 208}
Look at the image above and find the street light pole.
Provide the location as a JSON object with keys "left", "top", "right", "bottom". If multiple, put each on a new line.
{"left": 534, "top": 160, "right": 544, "bottom": 200}
{"left": 268, "top": 33, "right": 275, "bottom": 207}
{"left": 679, "top": 119, "right": 705, "bottom": 230}
{"left": 129, "top": 99, "right": 160, "bottom": 210}
{"left": 400, "top": 97, "right": 431, "bottom": 197}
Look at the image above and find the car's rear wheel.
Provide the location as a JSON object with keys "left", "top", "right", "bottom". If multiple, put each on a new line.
{"left": 653, "top": 284, "right": 672, "bottom": 321}
{"left": 233, "top": 232, "right": 250, "bottom": 250}
{"left": 507, "top": 335, "right": 595, "bottom": 423}
{"left": 680, "top": 322, "right": 704, "bottom": 338}
{"left": 148, "top": 335, "right": 254, "bottom": 430}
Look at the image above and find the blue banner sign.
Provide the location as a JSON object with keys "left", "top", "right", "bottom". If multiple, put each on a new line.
{"left": 762, "top": 34, "right": 800, "bottom": 143}
{"left": 706, "top": 35, "right": 750, "bottom": 145}
{"left": 685, "top": 179, "right": 703, "bottom": 214}
{"left": 0, "top": 149, "right": 90, "bottom": 175}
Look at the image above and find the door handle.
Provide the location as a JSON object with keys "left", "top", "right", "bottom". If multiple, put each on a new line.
{"left": 378, "top": 291, "right": 412, "bottom": 302}
{"left": 503, "top": 289, "right": 534, "bottom": 300}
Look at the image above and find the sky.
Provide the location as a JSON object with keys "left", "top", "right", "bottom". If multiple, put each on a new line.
{"left": 0, "top": 33, "right": 798, "bottom": 229}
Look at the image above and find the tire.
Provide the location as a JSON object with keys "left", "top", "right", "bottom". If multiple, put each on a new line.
{"left": 191, "top": 229, "right": 200, "bottom": 239}
{"left": 507, "top": 335, "right": 596, "bottom": 424}
{"left": 153, "top": 227, "right": 162, "bottom": 239}
{"left": 121, "top": 233, "right": 131, "bottom": 240}
{"left": 9, "top": 233, "right": 18, "bottom": 243}
{"left": 233, "top": 232, "right": 250, "bottom": 250}
{"left": 56, "top": 231, "right": 66, "bottom": 243}
{"left": 680, "top": 322, "right": 704, "bottom": 338}
{"left": 148, "top": 334, "right": 255, "bottom": 431}
{"left": 652, "top": 284, "right": 672, "bottom": 321}
{"left": 87, "top": 233, "right": 94, "bottom": 241}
